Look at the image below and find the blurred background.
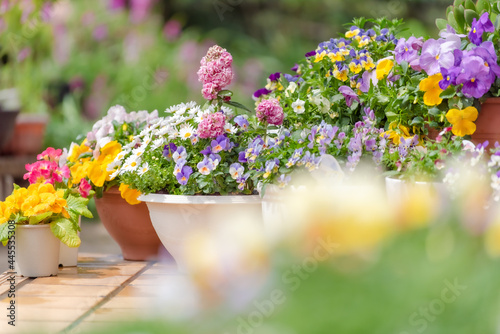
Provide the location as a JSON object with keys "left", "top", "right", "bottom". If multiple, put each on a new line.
{"left": 0, "top": 0, "right": 450, "bottom": 151}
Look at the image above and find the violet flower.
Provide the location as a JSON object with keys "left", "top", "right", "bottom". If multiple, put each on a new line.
{"left": 163, "top": 143, "right": 177, "bottom": 160}
{"left": 176, "top": 165, "right": 193, "bottom": 185}
{"left": 339, "top": 86, "right": 359, "bottom": 107}
{"left": 253, "top": 88, "right": 272, "bottom": 100}
{"left": 419, "top": 39, "right": 455, "bottom": 75}
{"left": 469, "top": 12, "right": 494, "bottom": 46}
{"left": 456, "top": 55, "right": 491, "bottom": 98}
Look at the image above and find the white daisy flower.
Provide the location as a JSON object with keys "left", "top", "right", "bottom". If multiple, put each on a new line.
{"left": 151, "top": 137, "right": 166, "bottom": 150}
{"left": 179, "top": 125, "right": 196, "bottom": 140}
{"left": 138, "top": 162, "right": 150, "bottom": 176}
{"left": 122, "top": 155, "right": 141, "bottom": 172}
{"left": 224, "top": 123, "right": 237, "bottom": 135}
{"left": 132, "top": 146, "right": 146, "bottom": 159}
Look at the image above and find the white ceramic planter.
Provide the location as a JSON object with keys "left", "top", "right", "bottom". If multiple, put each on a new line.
{"left": 15, "top": 225, "right": 60, "bottom": 277}
{"left": 385, "top": 176, "right": 447, "bottom": 202}
{"left": 58, "top": 218, "right": 81, "bottom": 267}
{"left": 139, "top": 194, "right": 262, "bottom": 271}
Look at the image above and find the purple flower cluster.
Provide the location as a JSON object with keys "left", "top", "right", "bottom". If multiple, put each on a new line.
{"left": 197, "top": 45, "right": 234, "bottom": 100}
{"left": 393, "top": 36, "right": 424, "bottom": 68}
{"left": 163, "top": 144, "right": 193, "bottom": 186}
{"left": 346, "top": 108, "right": 388, "bottom": 171}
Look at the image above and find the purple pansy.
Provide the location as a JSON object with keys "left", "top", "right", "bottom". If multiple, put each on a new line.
{"left": 339, "top": 86, "right": 360, "bottom": 107}
{"left": 176, "top": 165, "right": 193, "bottom": 186}
{"left": 456, "top": 55, "right": 491, "bottom": 98}
{"left": 469, "top": 12, "right": 494, "bottom": 46}
{"left": 268, "top": 72, "right": 281, "bottom": 81}
{"left": 305, "top": 50, "right": 317, "bottom": 57}
{"left": 234, "top": 115, "right": 249, "bottom": 130}
{"left": 419, "top": 39, "right": 456, "bottom": 75}
{"left": 253, "top": 88, "right": 272, "bottom": 100}
{"left": 211, "top": 135, "right": 229, "bottom": 153}
{"left": 197, "top": 156, "right": 214, "bottom": 175}
{"left": 163, "top": 143, "right": 177, "bottom": 160}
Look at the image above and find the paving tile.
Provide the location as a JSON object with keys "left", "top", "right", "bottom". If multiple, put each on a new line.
{"left": 4, "top": 306, "right": 86, "bottom": 322}
{"left": 58, "top": 264, "right": 147, "bottom": 277}
{"left": 130, "top": 274, "right": 188, "bottom": 286}
{"left": 0, "top": 274, "right": 29, "bottom": 294}
{"left": 30, "top": 274, "right": 133, "bottom": 287}
{"left": 114, "top": 285, "right": 158, "bottom": 298}
{"left": 84, "top": 307, "right": 144, "bottom": 322}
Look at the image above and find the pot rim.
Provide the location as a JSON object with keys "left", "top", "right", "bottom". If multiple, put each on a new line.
{"left": 385, "top": 175, "right": 442, "bottom": 186}
{"left": 138, "top": 193, "right": 262, "bottom": 204}
{"left": 16, "top": 224, "right": 51, "bottom": 229}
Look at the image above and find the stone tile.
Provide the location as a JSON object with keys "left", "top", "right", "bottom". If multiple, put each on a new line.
{"left": 130, "top": 274, "right": 189, "bottom": 286}
{"left": 84, "top": 308, "right": 143, "bottom": 322}
{"left": 58, "top": 264, "right": 147, "bottom": 277}
{"left": 0, "top": 274, "right": 29, "bottom": 294}
{"left": 30, "top": 274, "right": 132, "bottom": 287}
{"left": 6, "top": 306, "right": 85, "bottom": 322}
{"left": 114, "top": 285, "right": 158, "bottom": 298}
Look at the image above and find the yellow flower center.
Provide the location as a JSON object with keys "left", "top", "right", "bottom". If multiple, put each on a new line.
{"left": 131, "top": 162, "right": 137, "bottom": 167}
{"left": 471, "top": 78, "right": 476, "bottom": 83}
{"left": 435, "top": 55, "right": 440, "bottom": 60}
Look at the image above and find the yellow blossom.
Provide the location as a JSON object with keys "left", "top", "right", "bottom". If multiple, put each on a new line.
{"left": 419, "top": 74, "right": 444, "bottom": 106}
{"left": 445, "top": 106, "right": 478, "bottom": 137}
{"left": 382, "top": 123, "right": 413, "bottom": 144}
{"left": 68, "top": 140, "right": 91, "bottom": 163}
{"left": 119, "top": 184, "right": 141, "bottom": 205}
{"left": 314, "top": 51, "right": 327, "bottom": 63}
{"left": 87, "top": 141, "right": 122, "bottom": 187}
{"left": 328, "top": 52, "right": 344, "bottom": 63}
{"left": 345, "top": 28, "right": 360, "bottom": 38}
{"left": 376, "top": 59, "right": 394, "bottom": 80}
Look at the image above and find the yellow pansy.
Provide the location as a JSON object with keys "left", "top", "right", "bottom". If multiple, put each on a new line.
{"left": 349, "top": 61, "right": 362, "bottom": 74}
{"left": 68, "top": 140, "right": 91, "bottom": 163}
{"left": 314, "top": 51, "right": 327, "bottom": 63}
{"left": 328, "top": 52, "right": 344, "bottom": 62}
{"left": 119, "top": 184, "right": 141, "bottom": 205}
{"left": 419, "top": 74, "right": 444, "bottom": 106}
{"left": 345, "top": 28, "right": 360, "bottom": 38}
{"left": 87, "top": 141, "right": 122, "bottom": 187}
{"left": 382, "top": 123, "right": 413, "bottom": 144}
{"left": 445, "top": 106, "right": 478, "bottom": 137}
{"left": 333, "top": 68, "right": 348, "bottom": 82}
{"left": 376, "top": 59, "right": 394, "bottom": 80}
{"left": 70, "top": 159, "right": 91, "bottom": 186}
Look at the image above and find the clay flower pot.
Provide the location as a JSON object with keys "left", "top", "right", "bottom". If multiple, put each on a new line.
{"left": 95, "top": 186, "right": 163, "bottom": 261}
{"left": 1, "top": 114, "right": 48, "bottom": 156}
{"left": 471, "top": 98, "right": 500, "bottom": 146}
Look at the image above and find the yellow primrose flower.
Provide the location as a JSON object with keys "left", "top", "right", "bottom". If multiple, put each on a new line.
{"left": 445, "top": 106, "right": 478, "bottom": 137}
{"left": 314, "top": 51, "right": 327, "bottom": 63}
{"left": 69, "top": 159, "right": 91, "bottom": 186}
{"left": 376, "top": 59, "right": 394, "bottom": 80}
{"left": 4, "top": 187, "right": 28, "bottom": 214}
{"left": 119, "top": 184, "right": 141, "bottom": 205}
{"left": 87, "top": 141, "right": 122, "bottom": 187}
{"left": 0, "top": 202, "right": 12, "bottom": 225}
{"left": 419, "top": 74, "right": 444, "bottom": 106}
{"left": 22, "top": 183, "right": 67, "bottom": 217}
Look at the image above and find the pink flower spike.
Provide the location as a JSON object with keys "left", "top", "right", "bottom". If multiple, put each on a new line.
{"left": 79, "top": 179, "right": 92, "bottom": 198}
{"left": 256, "top": 98, "right": 284, "bottom": 126}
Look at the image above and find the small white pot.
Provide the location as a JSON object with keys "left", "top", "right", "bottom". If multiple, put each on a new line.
{"left": 139, "top": 193, "right": 262, "bottom": 271}
{"left": 15, "top": 224, "right": 60, "bottom": 277}
{"left": 58, "top": 217, "right": 80, "bottom": 267}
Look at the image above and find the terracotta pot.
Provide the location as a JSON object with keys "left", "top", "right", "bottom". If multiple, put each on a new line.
{"left": 95, "top": 187, "right": 163, "bottom": 261}
{"left": 0, "top": 109, "right": 19, "bottom": 151}
{"left": 1, "top": 114, "right": 48, "bottom": 155}
{"left": 471, "top": 98, "right": 500, "bottom": 146}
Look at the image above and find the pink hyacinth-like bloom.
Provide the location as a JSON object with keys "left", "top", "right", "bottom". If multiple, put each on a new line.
{"left": 256, "top": 98, "right": 284, "bottom": 126}
{"left": 79, "top": 178, "right": 92, "bottom": 198}
{"left": 197, "top": 112, "right": 226, "bottom": 139}
{"left": 197, "top": 45, "right": 234, "bottom": 100}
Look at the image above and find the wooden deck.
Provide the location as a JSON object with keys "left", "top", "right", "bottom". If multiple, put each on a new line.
{"left": 0, "top": 253, "right": 183, "bottom": 333}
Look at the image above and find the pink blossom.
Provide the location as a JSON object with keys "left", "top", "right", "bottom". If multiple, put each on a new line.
{"left": 52, "top": 165, "right": 70, "bottom": 183}
{"left": 197, "top": 112, "right": 226, "bottom": 139}
{"left": 37, "top": 147, "right": 62, "bottom": 162}
{"left": 163, "top": 19, "right": 181, "bottom": 41}
{"left": 197, "top": 45, "right": 234, "bottom": 100}
{"left": 256, "top": 98, "right": 284, "bottom": 126}
{"left": 79, "top": 179, "right": 92, "bottom": 198}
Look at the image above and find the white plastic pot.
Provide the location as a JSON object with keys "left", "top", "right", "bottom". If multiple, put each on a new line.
{"left": 15, "top": 224, "right": 60, "bottom": 277}
{"left": 139, "top": 194, "right": 262, "bottom": 271}
{"left": 58, "top": 218, "right": 80, "bottom": 267}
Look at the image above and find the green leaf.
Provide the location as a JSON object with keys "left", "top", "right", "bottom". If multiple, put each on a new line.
{"left": 218, "top": 90, "right": 233, "bottom": 97}
{"left": 453, "top": 5, "right": 466, "bottom": 33}
{"left": 475, "top": 0, "right": 490, "bottom": 13}
{"left": 495, "top": 14, "right": 500, "bottom": 31}
{"left": 464, "top": 9, "right": 479, "bottom": 26}
{"left": 447, "top": 11, "right": 459, "bottom": 31}
{"left": 464, "top": 0, "right": 475, "bottom": 11}
{"left": 410, "top": 116, "right": 424, "bottom": 126}
{"left": 224, "top": 101, "right": 253, "bottom": 113}
{"left": 0, "top": 223, "right": 13, "bottom": 246}
{"left": 400, "top": 61, "right": 409, "bottom": 75}
{"left": 428, "top": 107, "right": 442, "bottom": 116}
{"left": 29, "top": 212, "right": 52, "bottom": 225}
{"left": 386, "top": 111, "right": 398, "bottom": 118}
{"left": 331, "top": 94, "right": 344, "bottom": 103}
{"left": 440, "top": 86, "right": 457, "bottom": 99}
{"left": 453, "top": 0, "right": 464, "bottom": 6}
{"left": 50, "top": 218, "right": 81, "bottom": 248}
{"left": 66, "top": 195, "right": 93, "bottom": 219}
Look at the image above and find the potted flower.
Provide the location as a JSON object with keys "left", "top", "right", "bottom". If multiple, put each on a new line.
{"left": 0, "top": 1, "right": 53, "bottom": 155}
{"left": 117, "top": 45, "right": 263, "bottom": 270}
{"left": 0, "top": 147, "right": 93, "bottom": 277}
{"left": 67, "top": 105, "right": 163, "bottom": 261}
